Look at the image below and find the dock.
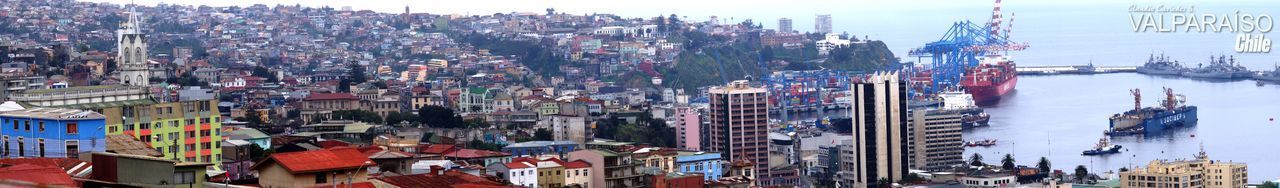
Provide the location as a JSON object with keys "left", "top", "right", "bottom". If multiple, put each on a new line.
{"left": 1016, "top": 65, "right": 1136, "bottom": 75}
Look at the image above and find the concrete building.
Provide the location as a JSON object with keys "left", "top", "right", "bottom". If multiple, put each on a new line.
{"left": 674, "top": 106, "right": 701, "bottom": 150}
{"left": 708, "top": 80, "right": 770, "bottom": 181}
{"left": 676, "top": 151, "right": 724, "bottom": 181}
{"left": 11, "top": 86, "right": 224, "bottom": 165}
{"left": 909, "top": 109, "right": 965, "bottom": 171}
{"left": 545, "top": 115, "right": 592, "bottom": 145}
{"left": 846, "top": 72, "right": 910, "bottom": 188}
{"left": 563, "top": 159, "right": 593, "bottom": 187}
{"left": 8, "top": 85, "right": 150, "bottom": 107}
{"left": 778, "top": 18, "right": 793, "bottom": 33}
{"left": 503, "top": 141, "right": 579, "bottom": 157}
{"left": 252, "top": 147, "right": 375, "bottom": 188}
{"left": 815, "top": 14, "right": 832, "bottom": 34}
{"left": 87, "top": 152, "right": 212, "bottom": 187}
{"left": 816, "top": 33, "right": 851, "bottom": 56}
{"left": 301, "top": 93, "right": 361, "bottom": 123}
{"left": 0, "top": 107, "right": 107, "bottom": 159}
{"left": 1119, "top": 151, "right": 1248, "bottom": 188}
{"left": 568, "top": 149, "right": 645, "bottom": 188}
{"left": 486, "top": 160, "right": 537, "bottom": 187}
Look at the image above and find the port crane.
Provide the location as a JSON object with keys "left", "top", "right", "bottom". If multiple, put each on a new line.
{"left": 908, "top": 0, "right": 1029, "bottom": 95}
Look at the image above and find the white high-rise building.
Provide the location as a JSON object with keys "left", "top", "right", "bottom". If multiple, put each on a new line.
{"left": 778, "top": 18, "right": 793, "bottom": 33}
{"left": 117, "top": 6, "right": 150, "bottom": 86}
{"left": 815, "top": 14, "right": 832, "bottom": 34}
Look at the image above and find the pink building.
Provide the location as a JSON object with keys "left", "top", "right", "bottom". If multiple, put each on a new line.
{"left": 675, "top": 106, "right": 701, "bottom": 150}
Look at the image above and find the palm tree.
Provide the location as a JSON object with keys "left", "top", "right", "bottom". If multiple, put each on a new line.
{"left": 969, "top": 153, "right": 985, "bottom": 166}
{"left": 1001, "top": 154, "right": 1016, "bottom": 170}
{"left": 1074, "top": 165, "right": 1089, "bottom": 183}
{"left": 1037, "top": 157, "right": 1051, "bottom": 173}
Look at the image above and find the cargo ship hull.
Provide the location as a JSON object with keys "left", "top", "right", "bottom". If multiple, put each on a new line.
{"left": 963, "top": 76, "right": 1017, "bottom": 103}
{"left": 1109, "top": 106, "right": 1198, "bottom": 135}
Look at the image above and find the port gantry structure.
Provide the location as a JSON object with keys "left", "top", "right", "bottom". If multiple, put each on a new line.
{"left": 908, "top": 0, "right": 1028, "bottom": 97}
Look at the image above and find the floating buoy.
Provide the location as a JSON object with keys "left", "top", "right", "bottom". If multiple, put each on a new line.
{"left": 1190, "top": 134, "right": 1196, "bottom": 138}
{"left": 1270, "top": 117, "right": 1275, "bottom": 121}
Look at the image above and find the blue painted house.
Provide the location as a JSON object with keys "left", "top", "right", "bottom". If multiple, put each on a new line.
{"left": 676, "top": 151, "right": 724, "bottom": 180}
{"left": 0, "top": 108, "right": 107, "bottom": 158}
{"left": 502, "top": 140, "right": 579, "bottom": 157}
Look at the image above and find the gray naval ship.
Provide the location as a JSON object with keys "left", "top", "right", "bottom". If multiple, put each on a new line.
{"left": 1181, "top": 55, "right": 1251, "bottom": 79}
{"left": 1254, "top": 64, "right": 1280, "bottom": 82}
{"left": 1136, "top": 53, "right": 1186, "bottom": 76}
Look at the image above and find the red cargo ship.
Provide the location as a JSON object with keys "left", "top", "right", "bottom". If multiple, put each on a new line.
{"left": 961, "top": 55, "right": 1017, "bottom": 103}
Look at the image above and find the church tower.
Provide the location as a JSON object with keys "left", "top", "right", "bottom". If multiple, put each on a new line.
{"left": 117, "top": 6, "right": 150, "bottom": 86}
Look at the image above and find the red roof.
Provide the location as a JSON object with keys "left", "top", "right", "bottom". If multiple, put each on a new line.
{"left": 419, "top": 144, "right": 457, "bottom": 155}
{"left": 317, "top": 140, "right": 352, "bottom": 148}
{"left": 0, "top": 163, "right": 78, "bottom": 186}
{"left": 373, "top": 170, "right": 511, "bottom": 188}
{"left": 0, "top": 158, "right": 92, "bottom": 176}
{"left": 445, "top": 149, "right": 510, "bottom": 159}
{"left": 254, "top": 147, "right": 375, "bottom": 174}
{"left": 307, "top": 182, "right": 375, "bottom": 188}
{"left": 563, "top": 160, "right": 592, "bottom": 169}
{"left": 305, "top": 93, "right": 359, "bottom": 101}
{"left": 504, "top": 161, "right": 533, "bottom": 169}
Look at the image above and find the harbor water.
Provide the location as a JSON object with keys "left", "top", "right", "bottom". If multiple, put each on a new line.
{"left": 964, "top": 73, "right": 1280, "bottom": 182}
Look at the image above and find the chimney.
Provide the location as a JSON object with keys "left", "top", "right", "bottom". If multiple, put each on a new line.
{"left": 430, "top": 165, "right": 445, "bottom": 175}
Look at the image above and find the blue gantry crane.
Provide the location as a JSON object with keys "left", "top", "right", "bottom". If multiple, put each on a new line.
{"left": 908, "top": 0, "right": 1027, "bottom": 95}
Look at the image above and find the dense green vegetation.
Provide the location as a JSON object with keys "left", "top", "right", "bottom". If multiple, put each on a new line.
{"left": 594, "top": 113, "right": 676, "bottom": 147}
{"left": 664, "top": 36, "right": 900, "bottom": 91}
{"left": 451, "top": 31, "right": 569, "bottom": 76}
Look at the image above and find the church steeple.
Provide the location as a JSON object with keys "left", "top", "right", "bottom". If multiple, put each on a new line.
{"left": 116, "top": 4, "right": 150, "bottom": 86}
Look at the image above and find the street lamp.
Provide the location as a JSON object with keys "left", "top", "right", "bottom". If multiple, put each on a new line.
{"left": 347, "top": 161, "right": 375, "bottom": 188}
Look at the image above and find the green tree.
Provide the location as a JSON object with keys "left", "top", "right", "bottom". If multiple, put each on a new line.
{"left": 1001, "top": 154, "right": 1016, "bottom": 170}
{"left": 347, "top": 63, "right": 367, "bottom": 83}
{"left": 969, "top": 153, "right": 985, "bottom": 167}
{"left": 418, "top": 105, "right": 464, "bottom": 128}
{"left": 338, "top": 79, "right": 352, "bottom": 92}
{"left": 876, "top": 177, "right": 891, "bottom": 188}
{"left": 1074, "top": 165, "right": 1089, "bottom": 183}
{"left": 1260, "top": 181, "right": 1279, "bottom": 188}
{"left": 533, "top": 128, "right": 553, "bottom": 141}
{"left": 1037, "top": 157, "right": 1052, "bottom": 174}
{"left": 252, "top": 66, "right": 279, "bottom": 83}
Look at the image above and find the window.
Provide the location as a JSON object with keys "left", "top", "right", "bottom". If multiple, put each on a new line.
{"left": 23, "top": 121, "right": 29, "bottom": 131}
{"left": 169, "top": 133, "right": 178, "bottom": 141}
{"left": 67, "top": 123, "right": 78, "bottom": 134}
{"left": 37, "top": 121, "right": 43, "bottom": 132}
{"left": 37, "top": 139, "right": 44, "bottom": 157}
{"left": 140, "top": 135, "right": 152, "bottom": 143}
{"left": 169, "top": 146, "right": 177, "bottom": 153}
{"left": 202, "top": 142, "right": 211, "bottom": 150}
{"left": 200, "top": 130, "right": 211, "bottom": 137}
{"left": 2, "top": 136, "right": 7, "bottom": 157}
{"left": 123, "top": 124, "right": 134, "bottom": 131}
{"left": 185, "top": 119, "right": 194, "bottom": 126}
{"left": 108, "top": 126, "right": 116, "bottom": 133}
{"left": 140, "top": 123, "right": 150, "bottom": 130}
{"left": 171, "top": 120, "right": 179, "bottom": 128}
{"left": 65, "top": 140, "right": 78, "bottom": 158}
{"left": 16, "top": 137, "right": 23, "bottom": 156}
{"left": 186, "top": 131, "right": 195, "bottom": 138}
{"left": 201, "top": 155, "right": 211, "bottom": 162}
{"left": 316, "top": 173, "right": 328, "bottom": 184}
{"left": 173, "top": 172, "right": 195, "bottom": 184}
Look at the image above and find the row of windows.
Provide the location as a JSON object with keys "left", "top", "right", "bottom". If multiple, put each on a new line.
{"left": 109, "top": 117, "right": 219, "bottom": 133}
{"left": 8, "top": 120, "right": 79, "bottom": 134}
{"left": 1, "top": 136, "right": 80, "bottom": 158}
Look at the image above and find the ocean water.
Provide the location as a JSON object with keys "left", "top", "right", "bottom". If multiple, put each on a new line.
{"left": 966, "top": 73, "right": 1280, "bottom": 182}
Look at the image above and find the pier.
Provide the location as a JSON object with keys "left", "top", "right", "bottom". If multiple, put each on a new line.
{"left": 1016, "top": 65, "right": 1136, "bottom": 75}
